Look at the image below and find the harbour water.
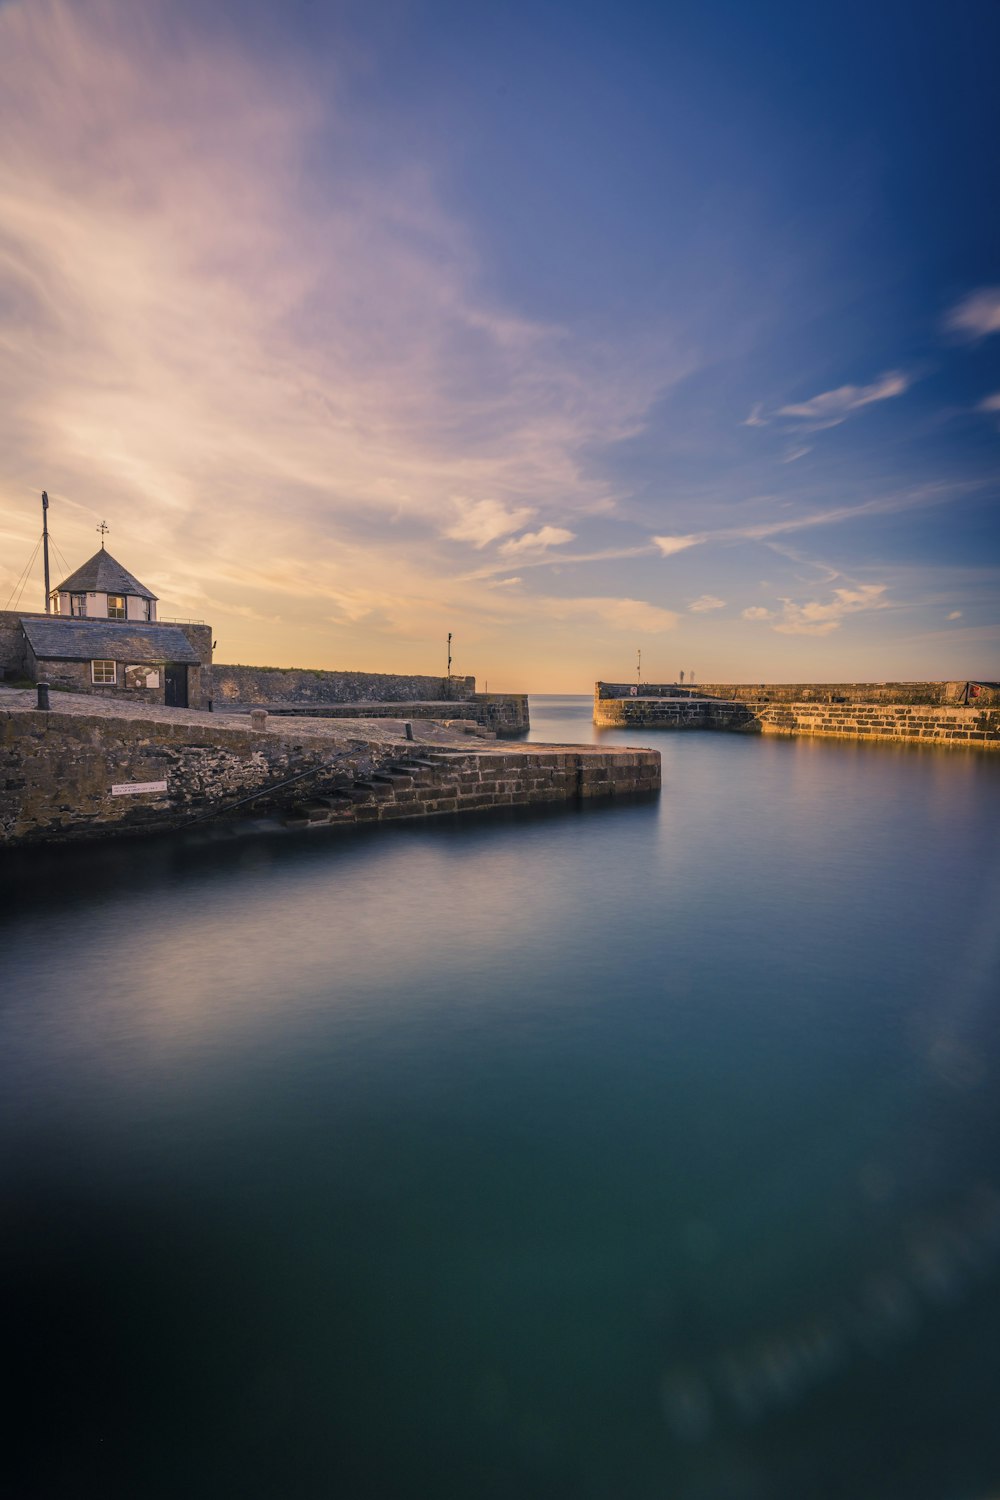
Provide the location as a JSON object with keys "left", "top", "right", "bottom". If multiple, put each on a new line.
{"left": 3, "top": 696, "right": 999, "bottom": 1498}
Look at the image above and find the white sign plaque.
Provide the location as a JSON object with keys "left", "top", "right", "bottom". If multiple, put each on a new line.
{"left": 111, "top": 780, "right": 168, "bottom": 796}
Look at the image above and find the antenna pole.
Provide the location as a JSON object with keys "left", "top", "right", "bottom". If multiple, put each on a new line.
{"left": 42, "top": 491, "right": 51, "bottom": 613}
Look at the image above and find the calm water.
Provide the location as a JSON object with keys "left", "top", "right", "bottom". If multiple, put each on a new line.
{"left": 3, "top": 697, "right": 999, "bottom": 1499}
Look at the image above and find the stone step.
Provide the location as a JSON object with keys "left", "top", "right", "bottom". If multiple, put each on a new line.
{"left": 352, "top": 780, "right": 394, "bottom": 798}
{"left": 298, "top": 802, "right": 335, "bottom": 822}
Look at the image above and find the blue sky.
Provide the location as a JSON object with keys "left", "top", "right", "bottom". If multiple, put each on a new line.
{"left": 0, "top": 0, "right": 997, "bottom": 687}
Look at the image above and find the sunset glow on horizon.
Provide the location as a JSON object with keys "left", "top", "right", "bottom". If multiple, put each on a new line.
{"left": 1, "top": 0, "right": 998, "bottom": 691}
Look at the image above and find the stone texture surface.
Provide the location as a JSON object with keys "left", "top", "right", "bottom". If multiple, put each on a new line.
{"left": 648, "top": 680, "right": 999, "bottom": 707}
{"left": 213, "top": 664, "right": 476, "bottom": 706}
{"left": 0, "top": 686, "right": 656, "bottom": 844}
{"left": 593, "top": 682, "right": 1000, "bottom": 749}
{"left": 222, "top": 694, "right": 531, "bottom": 736}
{"left": 756, "top": 702, "right": 1000, "bottom": 747}
{"left": 594, "top": 692, "right": 759, "bottom": 732}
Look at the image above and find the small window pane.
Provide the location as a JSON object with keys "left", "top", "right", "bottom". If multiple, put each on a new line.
{"left": 71, "top": 594, "right": 87, "bottom": 616}
{"left": 107, "top": 594, "right": 126, "bottom": 620}
{"left": 91, "top": 660, "right": 116, "bottom": 684}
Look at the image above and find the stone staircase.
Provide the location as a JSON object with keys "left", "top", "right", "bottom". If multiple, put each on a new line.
{"left": 281, "top": 749, "right": 470, "bottom": 829}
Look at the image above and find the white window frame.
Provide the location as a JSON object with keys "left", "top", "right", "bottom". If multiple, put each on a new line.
{"left": 91, "top": 660, "right": 117, "bottom": 685}
{"left": 107, "top": 594, "right": 126, "bottom": 620}
{"left": 70, "top": 593, "right": 87, "bottom": 617}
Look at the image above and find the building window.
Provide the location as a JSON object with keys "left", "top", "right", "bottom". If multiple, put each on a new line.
{"left": 71, "top": 594, "right": 87, "bottom": 616}
{"left": 107, "top": 594, "right": 126, "bottom": 620}
{"left": 91, "top": 660, "right": 116, "bottom": 684}
{"left": 142, "top": 599, "right": 151, "bottom": 620}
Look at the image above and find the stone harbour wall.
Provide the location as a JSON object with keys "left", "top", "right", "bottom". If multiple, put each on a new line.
{"left": 213, "top": 664, "right": 476, "bottom": 707}
{"left": 756, "top": 702, "right": 1000, "bottom": 749}
{"left": 0, "top": 709, "right": 389, "bottom": 844}
{"left": 0, "top": 706, "right": 656, "bottom": 845}
{"left": 594, "top": 690, "right": 759, "bottom": 732}
{"left": 472, "top": 694, "right": 530, "bottom": 735}
{"left": 240, "top": 694, "right": 531, "bottom": 736}
{"left": 594, "top": 681, "right": 1000, "bottom": 748}
{"left": 284, "top": 746, "right": 661, "bottom": 832}
{"left": 692, "top": 681, "right": 1000, "bottom": 707}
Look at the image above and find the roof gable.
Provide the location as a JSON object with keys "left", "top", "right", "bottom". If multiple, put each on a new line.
{"left": 55, "top": 548, "right": 158, "bottom": 601}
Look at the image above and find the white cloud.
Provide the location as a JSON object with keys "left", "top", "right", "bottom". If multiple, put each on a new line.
{"left": 782, "top": 445, "right": 812, "bottom": 463}
{"left": 944, "top": 287, "right": 1000, "bottom": 340}
{"left": 653, "top": 534, "right": 702, "bottom": 557}
{"left": 742, "top": 402, "right": 768, "bottom": 427}
{"left": 689, "top": 594, "right": 726, "bottom": 612}
{"left": 741, "top": 585, "right": 889, "bottom": 636}
{"left": 0, "top": 0, "right": 697, "bottom": 671}
{"left": 777, "top": 371, "right": 910, "bottom": 427}
{"left": 650, "top": 481, "right": 972, "bottom": 562}
{"left": 488, "top": 576, "right": 521, "bottom": 588}
{"left": 947, "top": 610, "right": 962, "bottom": 621}
{"left": 445, "top": 498, "right": 535, "bottom": 548}
{"left": 977, "top": 393, "right": 1000, "bottom": 418}
{"left": 499, "top": 525, "right": 576, "bottom": 556}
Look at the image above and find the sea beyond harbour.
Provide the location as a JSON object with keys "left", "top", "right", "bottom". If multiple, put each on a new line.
{"left": 2, "top": 695, "right": 999, "bottom": 1499}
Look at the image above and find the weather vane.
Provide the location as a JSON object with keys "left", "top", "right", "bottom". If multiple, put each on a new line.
{"left": 97, "top": 520, "right": 109, "bottom": 547}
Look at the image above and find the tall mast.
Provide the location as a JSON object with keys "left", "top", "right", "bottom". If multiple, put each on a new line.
{"left": 42, "top": 490, "right": 51, "bottom": 613}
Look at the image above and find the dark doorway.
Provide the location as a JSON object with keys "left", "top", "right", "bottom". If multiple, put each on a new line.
{"left": 164, "top": 664, "right": 188, "bottom": 708}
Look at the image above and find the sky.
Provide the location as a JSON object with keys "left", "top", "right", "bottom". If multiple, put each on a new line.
{"left": 0, "top": 0, "right": 998, "bottom": 691}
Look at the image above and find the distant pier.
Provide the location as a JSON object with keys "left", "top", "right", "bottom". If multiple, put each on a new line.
{"left": 594, "top": 681, "right": 1000, "bottom": 749}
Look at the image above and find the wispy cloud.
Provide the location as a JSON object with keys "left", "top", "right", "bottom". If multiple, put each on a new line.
{"left": 653, "top": 534, "right": 703, "bottom": 557}
{"left": 946, "top": 610, "right": 962, "bottom": 620}
{"left": 977, "top": 393, "right": 1000, "bottom": 425}
{"left": 652, "top": 481, "right": 973, "bottom": 560}
{"left": 742, "top": 402, "right": 768, "bottom": 427}
{"left": 741, "top": 585, "right": 889, "bottom": 636}
{"left": 0, "top": 0, "right": 693, "bottom": 672}
{"left": 944, "top": 287, "right": 1000, "bottom": 341}
{"left": 539, "top": 596, "right": 679, "bottom": 632}
{"left": 782, "top": 445, "right": 812, "bottom": 463}
{"left": 688, "top": 594, "right": 726, "bottom": 612}
{"left": 499, "top": 526, "right": 576, "bottom": 557}
{"left": 776, "top": 371, "right": 910, "bottom": 427}
{"left": 445, "top": 498, "right": 535, "bottom": 548}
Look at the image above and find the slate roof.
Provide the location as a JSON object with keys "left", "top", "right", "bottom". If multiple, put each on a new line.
{"left": 21, "top": 618, "right": 199, "bottom": 664}
{"left": 55, "top": 548, "right": 158, "bottom": 601}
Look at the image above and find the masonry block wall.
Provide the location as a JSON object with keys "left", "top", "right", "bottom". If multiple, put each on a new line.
{"left": 594, "top": 689, "right": 759, "bottom": 732}
{"left": 756, "top": 702, "right": 1000, "bottom": 748}
{"left": 213, "top": 665, "right": 477, "bottom": 706}
{"left": 0, "top": 709, "right": 389, "bottom": 843}
{"left": 593, "top": 682, "right": 1000, "bottom": 748}
{"left": 694, "top": 681, "right": 1000, "bottom": 707}
{"left": 0, "top": 708, "right": 658, "bottom": 845}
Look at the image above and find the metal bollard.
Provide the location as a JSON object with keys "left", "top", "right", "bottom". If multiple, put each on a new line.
{"left": 250, "top": 708, "right": 268, "bottom": 731}
{"left": 36, "top": 682, "right": 50, "bottom": 711}
{"left": 404, "top": 721, "right": 414, "bottom": 741}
